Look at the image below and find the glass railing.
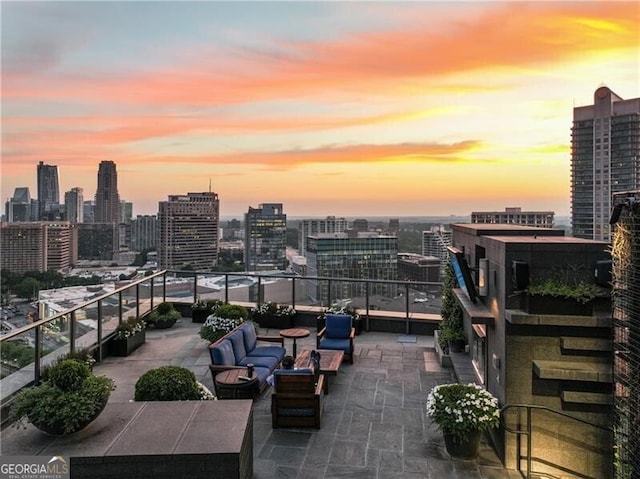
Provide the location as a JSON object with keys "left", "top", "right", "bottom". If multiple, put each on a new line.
{"left": 0, "top": 270, "right": 442, "bottom": 409}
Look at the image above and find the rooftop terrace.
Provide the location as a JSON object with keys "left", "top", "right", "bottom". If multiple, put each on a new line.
{"left": 1, "top": 317, "right": 519, "bottom": 478}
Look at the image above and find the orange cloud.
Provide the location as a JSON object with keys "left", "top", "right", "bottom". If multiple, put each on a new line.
{"left": 3, "top": 2, "right": 637, "bottom": 107}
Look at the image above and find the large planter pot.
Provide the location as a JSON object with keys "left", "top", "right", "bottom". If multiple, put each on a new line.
{"left": 254, "top": 315, "right": 293, "bottom": 330}
{"left": 526, "top": 295, "right": 593, "bottom": 316}
{"left": 192, "top": 310, "right": 210, "bottom": 323}
{"left": 448, "top": 339, "right": 466, "bottom": 353}
{"left": 110, "top": 329, "right": 146, "bottom": 357}
{"left": 29, "top": 395, "right": 109, "bottom": 436}
{"left": 443, "top": 429, "right": 482, "bottom": 460}
{"left": 149, "top": 317, "right": 178, "bottom": 329}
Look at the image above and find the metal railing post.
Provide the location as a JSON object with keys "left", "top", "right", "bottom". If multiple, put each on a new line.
{"left": 225, "top": 274, "right": 229, "bottom": 304}
{"left": 135, "top": 284, "right": 140, "bottom": 319}
{"left": 34, "top": 326, "right": 41, "bottom": 386}
{"left": 69, "top": 312, "right": 76, "bottom": 354}
{"left": 194, "top": 273, "right": 199, "bottom": 304}
{"left": 291, "top": 278, "right": 296, "bottom": 310}
{"left": 327, "top": 279, "right": 332, "bottom": 307}
{"left": 365, "top": 282, "right": 370, "bottom": 332}
{"left": 162, "top": 273, "right": 167, "bottom": 302}
{"left": 97, "top": 299, "right": 103, "bottom": 361}
{"left": 526, "top": 407, "right": 532, "bottom": 479}
{"left": 405, "top": 282, "right": 410, "bottom": 334}
{"left": 119, "top": 291, "right": 123, "bottom": 323}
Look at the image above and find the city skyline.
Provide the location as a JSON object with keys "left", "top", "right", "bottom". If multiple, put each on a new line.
{"left": 2, "top": 1, "right": 638, "bottom": 218}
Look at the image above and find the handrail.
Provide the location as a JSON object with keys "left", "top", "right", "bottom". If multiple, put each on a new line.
{"left": 0, "top": 269, "right": 442, "bottom": 404}
{"left": 501, "top": 403, "right": 613, "bottom": 479}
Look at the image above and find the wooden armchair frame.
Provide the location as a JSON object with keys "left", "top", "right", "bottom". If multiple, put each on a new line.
{"left": 271, "top": 374, "right": 325, "bottom": 429}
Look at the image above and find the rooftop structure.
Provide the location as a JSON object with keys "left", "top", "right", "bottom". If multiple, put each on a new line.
{"left": 471, "top": 207, "right": 554, "bottom": 228}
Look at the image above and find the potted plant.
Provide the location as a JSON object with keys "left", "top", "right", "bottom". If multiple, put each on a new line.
{"left": 426, "top": 383, "right": 500, "bottom": 459}
{"left": 526, "top": 278, "right": 598, "bottom": 316}
{"left": 109, "top": 316, "right": 146, "bottom": 356}
{"left": 199, "top": 303, "right": 248, "bottom": 343}
{"left": 191, "top": 299, "right": 223, "bottom": 324}
{"left": 134, "top": 366, "right": 215, "bottom": 401}
{"left": 146, "top": 301, "right": 181, "bottom": 329}
{"left": 9, "top": 359, "right": 114, "bottom": 436}
{"left": 438, "top": 261, "right": 466, "bottom": 353}
{"left": 318, "top": 304, "right": 362, "bottom": 335}
{"left": 251, "top": 301, "right": 296, "bottom": 329}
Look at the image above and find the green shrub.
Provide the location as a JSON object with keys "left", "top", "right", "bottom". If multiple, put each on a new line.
{"left": 214, "top": 304, "right": 248, "bottom": 321}
{"left": 48, "top": 359, "right": 91, "bottom": 391}
{"left": 10, "top": 359, "right": 114, "bottom": 435}
{"left": 134, "top": 366, "right": 202, "bottom": 401}
{"left": 146, "top": 302, "right": 181, "bottom": 327}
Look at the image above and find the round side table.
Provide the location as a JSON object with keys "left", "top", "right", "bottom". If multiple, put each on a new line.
{"left": 214, "top": 369, "right": 258, "bottom": 399}
{"left": 279, "top": 328, "right": 310, "bottom": 358}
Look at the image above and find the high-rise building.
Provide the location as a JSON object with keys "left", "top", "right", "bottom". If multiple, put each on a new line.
{"left": 94, "top": 161, "right": 121, "bottom": 224}
{"left": 131, "top": 215, "right": 157, "bottom": 252}
{"left": 77, "top": 223, "right": 116, "bottom": 261}
{"left": 83, "top": 201, "right": 94, "bottom": 223}
{"left": 298, "top": 216, "right": 348, "bottom": 257}
{"left": 120, "top": 200, "right": 133, "bottom": 224}
{"left": 244, "top": 203, "right": 287, "bottom": 271}
{"left": 0, "top": 221, "right": 74, "bottom": 273}
{"left": 306, "top": 232, "right": 397, "bottom": 302}
{"left": 422, "top": 225, "right": 451, "bottom": 262}
{"left": 471, "top": 207, "right": 554, "bottom": 228}
{"left": 571, "top": 86, "right": 640, "bottom": 241}
{"left": 37, "top": 161, "right": 60, "bottom": 220}
{"left": 158, "top": 192, "right": 219, "bottom": 271}
{"left": 5, "top": 187, "right": 32, "bottom": 222}
{"left": 64, "top": 187, "right": 84, "bottom": 223}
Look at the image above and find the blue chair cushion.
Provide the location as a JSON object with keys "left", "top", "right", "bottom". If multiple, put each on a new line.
{"left": 325, "top": 314, "right": 352, "bottom": 338}
{"left": 210, "top": 340, "right": 236, "bottom": 366}
{"left": 275, "top": 367, "right": 314, "bottom": 376}
{"left": 240, "top": 322, "right": 257, "bottom": 352}
{"left": 248, "top": 346, "right": 286, "bottom": 362}
{"left": 238, "top": 355, "right": 279, "bottom": 370}
{"left": 277, "top": 408, "right": 316, "bottom": 417}
{"left": 227, "top": 330, "right": 247, "bottom": 362}
{"left": 319, "top": 337, "right": 351, "bottom": 353}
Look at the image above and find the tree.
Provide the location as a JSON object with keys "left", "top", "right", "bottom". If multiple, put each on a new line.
{"left": 14, "top": 277, "right": 42, "bottom": 301}
{"left": 438, "top": 261, "right": 465, "bottom": 351}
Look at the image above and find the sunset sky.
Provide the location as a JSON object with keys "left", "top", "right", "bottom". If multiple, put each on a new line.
{"left": 2, "top": 1, "right": 638, "bottom": 218}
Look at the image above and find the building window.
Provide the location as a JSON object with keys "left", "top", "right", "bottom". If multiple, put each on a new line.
{"left": 472, "top": 324, "right": 487, "bottom": 385}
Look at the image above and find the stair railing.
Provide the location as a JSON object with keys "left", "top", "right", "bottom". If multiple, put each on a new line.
{"left": 501, "top": 403, "right": 613, "bottom": 479}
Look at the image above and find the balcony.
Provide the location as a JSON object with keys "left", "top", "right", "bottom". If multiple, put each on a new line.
{"left": 1, "top": 310, "right": 514, "bottom": 478}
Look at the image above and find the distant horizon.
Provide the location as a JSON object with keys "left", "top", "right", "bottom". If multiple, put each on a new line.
{"left": 2, "top": 2, "right": 637, "bottom": 217}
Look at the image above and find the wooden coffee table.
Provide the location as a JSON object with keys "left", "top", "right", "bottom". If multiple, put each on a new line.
{"left": 279, "top": 328, "right": 310, "bottom": 358}
{"left": 295, "top": 349, "right": 344, "bottom": 394}
{"left": 214, "top": 369, "right": 258, "bottom": 399}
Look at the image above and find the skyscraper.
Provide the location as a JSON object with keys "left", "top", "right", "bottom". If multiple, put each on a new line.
{"left": 158, "top": 192, "right": 219, "bottom": 270}
{"left": 244, "top": 203, "right": 287, "bottom": 271}
{"left": 94, "top": 161, "right": 120, "bottom": 224}
{"left": 571, "top": 86, "right": 640, "bottom": 241}
{"left": 64, "top": 187, "right": 84, "bottom": 223}
{"left": 422, "top": 225, "right": 451, "bottom": 262}
{"left": 298, "top": 216, "right": 348, "bottom": 257}
{"left": 37, "top": 161, "right": 60, "bottom": 220}
{"left": 306, "top": 232, "right": 398, "bottom": 301}
{"left": 5, "top": 187, "right": 32, "bottom": 222}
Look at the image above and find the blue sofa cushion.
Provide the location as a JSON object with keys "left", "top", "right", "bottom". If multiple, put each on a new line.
{"left": 227, "top": 330, "right": 247, "bottom": 362}
{"left": 319, "top": 337, "right": 351, "bottom": 354}
{"left": 248, "top": 346, "right": 286, "bottom": 362}
{"left": 240, "top": 322, "right": 257, "bottom": 352}
{"left": 253, "top": 366, "right": 271, "bottom": 385}
{"left": 238, "top": 355, "right": 279, "bottom": 370}
{"left": 325, "top": 314, "right": 352, "bottom": 338}
{"left": 210, "top": 340, "right": 236, "bottom": 366}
